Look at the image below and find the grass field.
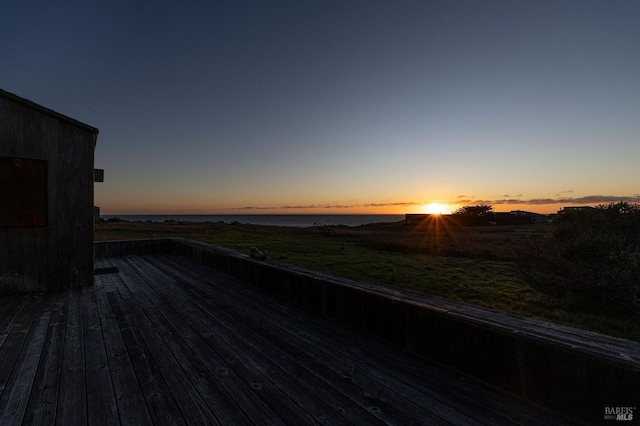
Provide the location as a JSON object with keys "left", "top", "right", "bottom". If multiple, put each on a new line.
{"left": 95, "top": 218, "right": 640, "bottom": 342}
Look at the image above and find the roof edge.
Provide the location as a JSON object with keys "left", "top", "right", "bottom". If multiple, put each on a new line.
{"left": 0, "top": 88, "right": 99, "bottom": 135}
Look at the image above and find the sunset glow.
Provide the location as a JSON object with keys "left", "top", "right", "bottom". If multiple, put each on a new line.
{"left": 422, "top": 203, "right": 452, "bottom": 215}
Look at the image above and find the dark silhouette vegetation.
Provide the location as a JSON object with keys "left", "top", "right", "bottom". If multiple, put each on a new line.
{"left": 519, "top": 202, "right": 640, "bottom": 315}
{"left": 451, "top": 204, "right": 495, "bottom": 225}
{"left": 449, "top": 204, "right": 546, "bottom": 226}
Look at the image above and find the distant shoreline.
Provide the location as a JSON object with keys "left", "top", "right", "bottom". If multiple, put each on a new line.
{"left": 100, "top": 214, "right": 406, "bottom": 228}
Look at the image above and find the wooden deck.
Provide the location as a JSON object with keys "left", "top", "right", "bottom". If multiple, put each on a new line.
{"left": 0, "top": 253, "right": 580, "bottom": 425}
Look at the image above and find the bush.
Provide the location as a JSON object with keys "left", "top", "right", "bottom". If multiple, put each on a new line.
{"left": 452, "top": 204, "right": 494, "bottom": 226}
{"left": 519, "top": 202, "right": 640, "bottom": 314}
{"left": 106, "top": 216, "right": 128, "bottom": 223}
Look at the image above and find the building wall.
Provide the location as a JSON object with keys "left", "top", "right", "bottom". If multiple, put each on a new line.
{"left": 0, "top": 91, "right": 97, "bottom": 295}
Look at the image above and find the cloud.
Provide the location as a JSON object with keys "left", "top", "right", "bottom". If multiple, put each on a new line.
{"left": 226, "top": 195, "right": 640, "bottom": 212}
{"left": 233, "top": 206, "right": 278, "bottom": 210}
{"left": 360, "top": 202, "right": 424, "bottom": 208}
{"left": 228, "top": 201, "right": 425, "bottom": 211}
{"left": 559, "top": 195, "right": 640, "bottom": 204}
{"left": 463, "top": 195, "right": 640, "bottom": 206}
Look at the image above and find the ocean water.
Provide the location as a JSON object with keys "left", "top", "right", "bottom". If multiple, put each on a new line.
{"left": 100, "top": 214, "right": 405, "bottom": 228}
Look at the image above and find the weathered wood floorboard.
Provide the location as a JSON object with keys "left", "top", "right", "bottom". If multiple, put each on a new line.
{"left": 125, "top": 255, "right": 368, "bottom": 425}
{"left": 143, "top": 254, "right": 449, "bottom": 425}
{"left": 148, "top": 253, "right": 529, "bottom": 425}
{"left": 0, "top": 294, "right": 25, "bottom": 351}
{"left": 150, "top": 252, "right": 579, "bottom": 426}
{"left": 100, "top": 257, "right": 219, "bottom": 426}
{"left": 0, "top": 254, "right": 582, "bottom": 425}
{"left": 0, "top": 294, "right": 40, "bottom": 425}
{"left": 117, "top": 256, "right": 296, "bottom": 425}
{"left": 154, "top": 256, "right": 544, "bottom": 424}
{"left": 96, "top": 271, "right": 187, "bottom": 426}
{"left": 0, "top": 291, "right": 52, "bottom": 426}
{"left": 56, "top": 287, "right": 87, "bottom": 425}
{"left": 0, "top": 293, "right": 44, "bottom": 404}
{"left": 82, "top": 284, "right": 119, "bottom": 426}
{"left": 23, "top": 290, "right": 67, "bottom": 425}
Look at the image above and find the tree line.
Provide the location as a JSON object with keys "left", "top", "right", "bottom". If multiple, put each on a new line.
{"left": 452, "top": 202, "right": 640, "bottom": 314}
{"left": 518, "top": 202, "right": 640, "bottom": 315}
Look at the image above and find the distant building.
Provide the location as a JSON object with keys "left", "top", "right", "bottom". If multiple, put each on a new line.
{"left": 557, "top": 206, "right": 595, "bottom": 215}
{"left": 405, "top": 213, "right": 450, "bottom": 225}
{"left": 406, "top": 210, "right": 553, "bottom": 226}
{"left": 0, "top": 89, "right": 99, "bottom": 295}
{"left": 405, "top": 214, "right": 430, "bottom": 225}
{"left": 509, "top": 210, "right": 552, "bottom": 224}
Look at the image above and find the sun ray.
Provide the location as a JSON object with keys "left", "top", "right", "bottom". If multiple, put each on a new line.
{"left": 409, "top": 204, "right": 461, "bottom": 257}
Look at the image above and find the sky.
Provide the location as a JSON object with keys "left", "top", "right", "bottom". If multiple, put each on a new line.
{"left": 2, "top": 0, "right": 639, "bottom": 215}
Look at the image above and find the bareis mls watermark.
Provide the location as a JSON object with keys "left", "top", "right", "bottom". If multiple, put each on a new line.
{"left": 604, "top": 406, "right": 636, "bottom": 421}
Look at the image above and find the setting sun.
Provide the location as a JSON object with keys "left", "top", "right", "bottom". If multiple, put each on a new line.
{"left": 421, "top": 202, "right": 452, "bottom": 215}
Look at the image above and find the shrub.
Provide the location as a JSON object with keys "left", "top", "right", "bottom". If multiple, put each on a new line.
{"left": 519, "top": 202, "right": 640, "bottom": 314}
{"left": 106, "top": 216, "right": 128, "bottom": 223}
{"left": 452, "top": 204, "right": 494, "bottom": 226}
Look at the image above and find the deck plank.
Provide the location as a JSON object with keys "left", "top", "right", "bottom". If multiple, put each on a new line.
{"left": 82, "top": 284, "right": 119, "bottom": 426}
{"left": 0, "top": 292, "right": 44, "bottom": 399}
{"left": 100, "top": 269, "right": 188, "bottom": 426}
{"left": 151, "top": 252, "right": 576, "bottom": 426}
{"left": 0, "top": 291, "right": 52, "bottom": 426}
{"left": 98, "top": 259, "right": 195, "bottom": 426}
{"left": 101, "top": 258, "right": 222, "bottom": 425}
{"left": 149, "top": 254, "right": 490, "bottom": 425}
{"left": 56, "top": 287, "right": 87, "bottom": 425}
{"left": 97, "top": 269, "right": 156, "bottom": 425}
{"left": 23, "top": 290, "right": 67, "bottom": 425}
{"left": 124, "top": 255, "right": 362, "bottom": 425}
{"left": 0, "top": 253, "right": 585, "bottom": 425}
{"left": 0, "top": 294, "right": 25, "bottom": 350}
{"left": 142, "top": 254, "right": 442, "bottom": 425}
{"left": 116, "top": 256, "right": 287, "bottom": 425}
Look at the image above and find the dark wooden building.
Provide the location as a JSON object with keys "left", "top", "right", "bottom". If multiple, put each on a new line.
{"left": 0, "top": 89, "right": 99, "bottom": 295}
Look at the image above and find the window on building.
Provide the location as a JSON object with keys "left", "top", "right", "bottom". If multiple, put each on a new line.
{"left": 0, "top": 157, "right": 47, "bottom": 227}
